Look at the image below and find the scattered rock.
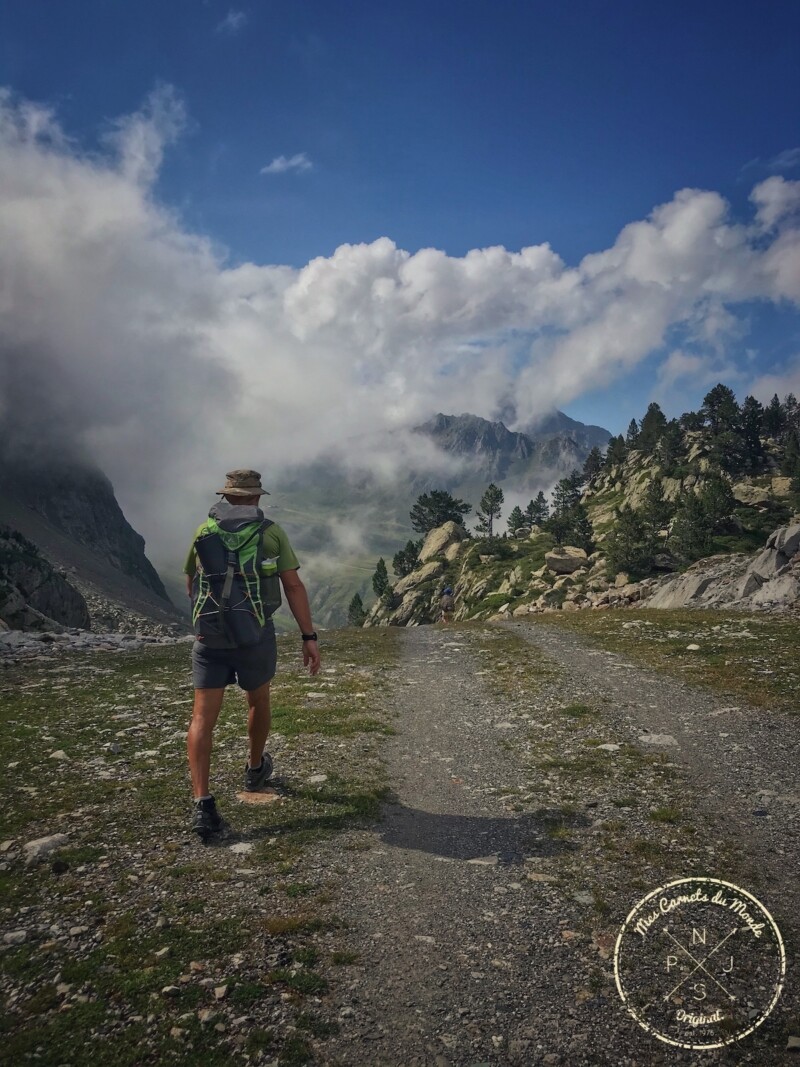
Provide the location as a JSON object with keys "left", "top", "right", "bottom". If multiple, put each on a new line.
{"left": 3, "top": 930, "right": 27, "bottom": 945}
{"left": 638, "top": 733, "right": 678, "bottom": 747}
{"left": 23, "top": 833, "right": 69, "bottom": 864}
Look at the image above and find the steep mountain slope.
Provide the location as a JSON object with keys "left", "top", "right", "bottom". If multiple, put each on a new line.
{"left": 0, "top": 457, "right": 184, "bottom": 632}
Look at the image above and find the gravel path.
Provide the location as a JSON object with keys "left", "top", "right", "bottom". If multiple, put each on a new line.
{"left": 314, "top": 624, "right": 798, "bottom": 1067}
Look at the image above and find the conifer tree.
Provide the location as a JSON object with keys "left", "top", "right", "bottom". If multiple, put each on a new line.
{"left": 409, "top": 490, "right": 472, "bottom": 534}
{"left": 583, "top": 446, "right": 604, "bottom": 480}
{"left": 393, "top": 539, "right": 422, "bottom": 578}
{"left": 640, "top": 476, "right": 674, "bottom": 539}
{"left": 701, "top": 384, "right": 740, "bottom": 436}
{"left": 638, "top": 402, "right": 668, "bottom": 453}
{"left": 525, "top": 491, "right": 549, "bottom": 526}
{"left": 670, "top": 492, "right": 714, "bottom": 562}
{"left": 476, "top": 483, "right": 504, "bottom": 537}
{"left": 763, "top": 394, "right": 786, "bottom": 438}
{"left": 740, "top": 395, "right": 766, "bottom": 472}
{"left": 347, "top": 593, "right": 367, "bottom": 627}
{"left": 604, "top": 506, "right": 651, "bottom": 577}
{"left": 655, "top": 419, "right": 685, "bottom": 475}
{"left": 372, "top": 558, "right": 390, "bottom": 598}
{"left": 605, "top": 435, "right": 628, "bottom": 467}
{"left": 506, "top": 505, "right": 526, "bottom": 534}
{"left": 625, "top": 419, "right": 640, "bottom": 447}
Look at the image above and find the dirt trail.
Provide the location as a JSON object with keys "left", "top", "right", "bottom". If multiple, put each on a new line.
{"left": 314, "top": 624, "right": 798, "bottom": 1067}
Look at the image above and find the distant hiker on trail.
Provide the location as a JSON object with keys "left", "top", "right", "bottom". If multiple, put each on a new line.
{"left": 439, "top": 586, "right": 455, "bottom": 624}
{"left": 184, "top": 469, "right": 320, "bottom": 841}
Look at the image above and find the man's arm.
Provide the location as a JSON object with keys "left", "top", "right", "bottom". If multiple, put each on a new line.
{"left": 279, "top": 569, "right": 320, "bottom": 675}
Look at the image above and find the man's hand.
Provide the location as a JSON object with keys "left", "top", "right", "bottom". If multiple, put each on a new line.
{"left": 303, "top": 639, "right": 321, "bottom": 675}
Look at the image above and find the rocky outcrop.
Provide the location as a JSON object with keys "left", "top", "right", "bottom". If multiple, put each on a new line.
{"left": 545, "top": 546, "right": 589, "bottom": 574}
{"left": 418, "top": 521, "right": 468, "bottom": 563}
{"left": 0, "top": 526, "right": 89, "bottom": 631}
{"left": 644, "top": 522, "right": 800, "bottom": 612}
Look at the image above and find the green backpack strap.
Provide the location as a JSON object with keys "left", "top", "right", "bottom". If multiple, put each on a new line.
{"left": 218, "top": 522, "right": 267, "bottom": 639}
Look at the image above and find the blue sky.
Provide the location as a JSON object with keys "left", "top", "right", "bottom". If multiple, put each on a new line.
{"left": 1, "top": 0, "right": 799, "bottom": 440}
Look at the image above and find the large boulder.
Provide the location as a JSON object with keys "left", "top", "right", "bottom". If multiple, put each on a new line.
{"left": 545, "top": 546, "right": 589, "bottom": 575}
{"left": 418, "top": 522, "right": 468, "bottom": 563}
{"left": 750, "top": 573, "right": 800, "bottom": 608}
{"left": 732, "top": 482, "right": 770, "bottom": 506}
{"left": 392, "top": 560, "right": 445, "bottom": 597}
{"left": 767, "top": 522, "right": 800, "bottom": 559}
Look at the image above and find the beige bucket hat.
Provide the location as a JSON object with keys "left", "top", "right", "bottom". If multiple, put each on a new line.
{"left": 216, "top": 469, "right": 270, "bottom": 497}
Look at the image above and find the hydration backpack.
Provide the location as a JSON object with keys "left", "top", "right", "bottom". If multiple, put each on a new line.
{"left": 191, "top": 502, "right": 282, "bottom": 648}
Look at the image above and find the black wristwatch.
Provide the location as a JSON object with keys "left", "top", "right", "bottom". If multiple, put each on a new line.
{"left": 301, "top": 632, "right": 318, "bottom": 642}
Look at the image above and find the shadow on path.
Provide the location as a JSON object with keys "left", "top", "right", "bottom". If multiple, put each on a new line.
{"left": 378, "top": 801, "right": 589, "bottom": 865}
{"left": 236, "top": 785, "right": 589, "bottom": 866}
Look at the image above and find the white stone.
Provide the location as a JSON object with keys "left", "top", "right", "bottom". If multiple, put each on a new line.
{"left": 638, "top": 733, "right": 678, "bottom": 747}
{"left": 307, "top": 773, "right": 328, "bottom": 784}
{"left": 23, "top": 833, "right": 69, "bottom": 864}
{"left": 228, "top": 842, "right": 254, "bottom": 855}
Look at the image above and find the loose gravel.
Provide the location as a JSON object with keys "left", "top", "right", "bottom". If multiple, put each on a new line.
{"left": 309, "top": 623, "right": 798, "bottom": 1066}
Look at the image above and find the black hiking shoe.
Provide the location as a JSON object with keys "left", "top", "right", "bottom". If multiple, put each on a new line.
{"left": 192, "top": 796, "right": 223, "bottom": 841}
{"left": 244, "top": 753, "right": 274, "bottom": 792}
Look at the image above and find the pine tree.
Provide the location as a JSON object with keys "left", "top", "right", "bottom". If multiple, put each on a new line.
{"left": 372, "top": 558, "right": 390, "bottom": 598}
{"left": 605, "top": 435, "right": 628, "bottom": 467}
{"left": 698, "top": 476, "right": 735, "bottom": 529}
{"left": 625, "top": 419, "right": 640, "bottom": 448}
{"left": 604, "top": 506, "right": 651, "bottom": 578}
{"left": 476, "top": 483, "right": 504, "bottom": 537}
{"left": 583, "top": 446, "right": 604, "bottom": 480}
{"left": 550, "top": 471, "right": 582, "bottom": 516}
{"left": 525, "top": 491, "right": 549, "bottom": 526}
{"left": 655, "top": 420, "right": 685, "bottom": 475}
{"left": 409, "top": 490, "right": 472, "bottom": 534}
{"left": 638, "top": 402, "right": 669, "bottom": 453}
{"left": 701, "top": 384, "right": 740, "bottom": 436}
{"left": 763, "top": 394, "right": 786, "bottom": 438}
{"left": 570, "top": 502, "right": 595, "bottom": 553}
{"left": 671, "top": 492, "right": 714, "bottom": 561}
{"left": 781, "top": 429, "right": 800, "bottom": 478}
{"left": 347, "top": 593, "right": 367, "bottom": 627}
{"left": 740, "top": 395, "right": 766, "bottom": 473}
{"left": 393, "top": 539, "right": 422, "bottom": 577}
{"left": 640, "top": 476, "right": 674, "bottom": 539}
{"left": 679, "top": 410, "right": 705, "bottom": 433}
{"left": 506, "top": 505, "right": 526, "bottom": 534}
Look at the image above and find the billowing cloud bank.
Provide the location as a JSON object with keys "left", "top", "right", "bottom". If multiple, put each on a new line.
{"left": 1, "top": 87, "right": 799, "bottom": 560}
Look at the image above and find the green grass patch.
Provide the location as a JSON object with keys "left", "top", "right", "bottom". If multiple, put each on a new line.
{"left": 531, "top": 608, "right": 800, "bottom": 713}
{"left": 0, "top": 626, "right": 397, "bottom": 1065}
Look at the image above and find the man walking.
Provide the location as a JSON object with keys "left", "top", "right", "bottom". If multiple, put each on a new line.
{"left": 184, "top": 470, "right": 320, "bottom": 840}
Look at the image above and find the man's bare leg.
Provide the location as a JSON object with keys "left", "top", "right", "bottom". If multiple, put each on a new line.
{"left": 188, "top": 687, "right": 225, "bottom": 798}
{"left": 246, "top": 682, "right": 271, "bottom": 768}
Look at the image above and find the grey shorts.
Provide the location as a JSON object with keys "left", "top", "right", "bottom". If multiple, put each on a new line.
{"left": 191, "top": 623, "right": 277, "bottom": 691}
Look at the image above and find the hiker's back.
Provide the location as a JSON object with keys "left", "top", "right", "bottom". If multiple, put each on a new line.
{"left": 191, "top": 502, "right": 281, "bottom": 648}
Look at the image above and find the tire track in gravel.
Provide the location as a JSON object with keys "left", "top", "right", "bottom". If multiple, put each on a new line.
{"left": 313, "top": 624, "right": 799, "bottom": 1067}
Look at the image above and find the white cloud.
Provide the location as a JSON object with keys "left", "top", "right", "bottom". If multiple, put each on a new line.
{"left": 260, "top": 152, "right": 313, "bottom": 175}
{"left": 1, "top": 88, "right": 799, "bottom": 568}
{"left": 748, "top": 358, "right": 800, "bottom": 404}
{"left": 768, "top": 147, "right": 800, "bottom": 172}
{"left": 216, "top": 9, "right": 247, "bottom": 35}
{"left": 751, "top": 176, "right": 800, "bottom": 231}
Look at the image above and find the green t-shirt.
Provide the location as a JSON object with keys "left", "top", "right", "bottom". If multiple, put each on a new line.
{"left": 183, "top": 520, "right": 300, "bottom": 578}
